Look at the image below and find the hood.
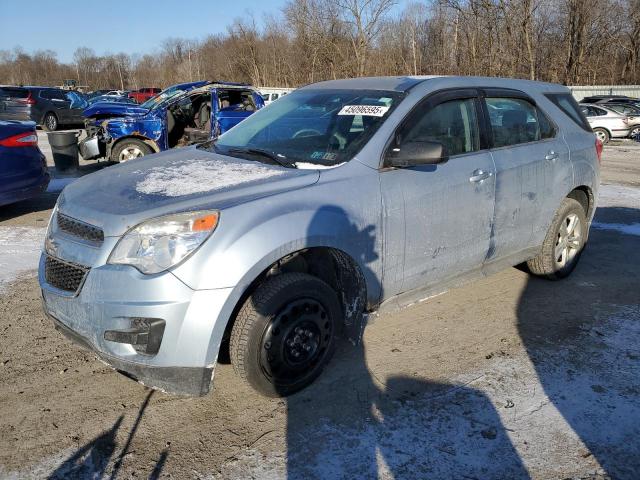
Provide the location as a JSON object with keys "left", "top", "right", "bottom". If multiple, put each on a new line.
{"left": 83, "top": 102, "right": 149, "bottom": 119}
{"left": 58, "top": 146, "right": 320, "bottom": 237}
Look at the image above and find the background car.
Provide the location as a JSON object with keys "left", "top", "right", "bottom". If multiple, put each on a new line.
{"left": 580, "top": 95, "right": 640, "bottom": 105}
{"left": 81, "top": 81, "right": 264, "bottom": 162}
{"left": 0, "top": 120, "right": 49, "bottom": 206}
{"left": 128, "top": 88, "right": 161, "bottom": 104}
{"left": 603, "top": 103, "right": 640, "bottom": 138}
{"left": 0, "top": 86, "right": 86, "bottom": 131}
{"left": 579, "top": 103, "right": 631, "bottom": 143}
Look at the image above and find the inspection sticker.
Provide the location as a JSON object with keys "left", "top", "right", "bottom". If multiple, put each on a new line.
{"left": 338, "top": 105, "right": 390, "bottom": 117}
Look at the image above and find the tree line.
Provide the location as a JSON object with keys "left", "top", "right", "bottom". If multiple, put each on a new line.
{"left": 1, "top": 0, "right": 638, "bottom": 90}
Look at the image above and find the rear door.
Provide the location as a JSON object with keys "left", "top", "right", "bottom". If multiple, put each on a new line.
{"left": 481, "top": 89, "right": 571, "bottom": 259}
{"left": 44, "top": 89, "right": 72, "bottom": 123}
{"left": 380, "top": 89, "right": 496, "bottom": 295}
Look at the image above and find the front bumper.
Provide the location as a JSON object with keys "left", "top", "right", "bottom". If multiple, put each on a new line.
{"left": 40, "top": 254, "right": 234, "bottom": 396}
{"left": 48, "top": 313, "right": 213, "bottom": 395}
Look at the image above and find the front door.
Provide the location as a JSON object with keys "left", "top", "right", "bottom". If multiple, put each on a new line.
{"left": 380, "top": 90, "right": 496, "bottom": 296}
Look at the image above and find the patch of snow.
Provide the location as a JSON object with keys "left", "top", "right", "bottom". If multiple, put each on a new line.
{"left": 295, "top": 162, "right": 345, "bottom": 170}
{"left": 46, "top": 177, "right": 77, "bottom": 193}
{"left": 598, "top": 184, "right": 640, "bottom": 208}
{"left": 0, "top": 226, "right": 45, "bottom": 292}
{"left": 136, "top": 159, "right": 286, "bottom": 197}
{"left": 592, "top": 221, "right": 640, "bottom": 236}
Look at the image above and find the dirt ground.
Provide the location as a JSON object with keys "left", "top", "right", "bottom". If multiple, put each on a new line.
{"left": 0, "top": 142, "right": 639, "bottom": 479}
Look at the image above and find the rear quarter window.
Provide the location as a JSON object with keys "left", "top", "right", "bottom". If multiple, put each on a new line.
{"left": 545, "top": 93, "right": 592, "bottom": 132}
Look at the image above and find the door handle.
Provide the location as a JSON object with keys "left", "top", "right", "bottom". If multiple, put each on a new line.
{"left": 469, "top": 169, "right": 493, "bottom": 183}
{"left": 545, "top": 151, "right": 559, "bottom": 161}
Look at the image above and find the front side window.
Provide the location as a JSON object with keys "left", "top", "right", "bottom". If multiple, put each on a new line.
{"left": 486, "top": 97, "right": 554, "bottom": 147}
{"left": 399, "top": 98, "right": 480, "bottom": 156}
{"left": 208, "top": 89, "right": 404, "bottom": 167}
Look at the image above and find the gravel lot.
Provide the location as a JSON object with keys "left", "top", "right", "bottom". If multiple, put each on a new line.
{"left": 0, "top": 142, "right": 639, "bottom": 479}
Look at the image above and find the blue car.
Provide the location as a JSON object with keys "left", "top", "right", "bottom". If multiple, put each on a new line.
{"left": 80, "top": 81, "right": 264, "bottom": 162}
{"left": 0, "top": 120, "right": 49, "bottom": 206}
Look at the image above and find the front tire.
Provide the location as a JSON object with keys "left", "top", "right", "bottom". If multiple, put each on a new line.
{"left": 43, "top": 112, "right": 58, "bottom": 131}
{"left": 230, "top": 273, "right": 341, "bottom": 397}
{"left": 111, "top": 138, "right": 152, "bottom": 162}
{"left": 527, "top": 198, "right": 587, "bottom": 279}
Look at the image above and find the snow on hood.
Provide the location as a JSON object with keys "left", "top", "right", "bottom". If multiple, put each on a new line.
{"left": 136, "top": 158, "right": 286, "bottom": 197}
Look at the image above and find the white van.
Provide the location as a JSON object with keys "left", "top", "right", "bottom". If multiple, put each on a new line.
{"left": 260, "top": 87, "right": 294, "bottom": 105}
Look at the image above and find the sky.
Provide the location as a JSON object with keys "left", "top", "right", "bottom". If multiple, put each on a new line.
{"left": 1, "top": 0, "right": 412, "bottom": 64}
{"left": 0, "top": 0, "right": 290, "bottom": 63}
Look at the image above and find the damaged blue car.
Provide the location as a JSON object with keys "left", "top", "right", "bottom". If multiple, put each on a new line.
{"left": 80, "top": 81, "right": 264, "bottom": 162}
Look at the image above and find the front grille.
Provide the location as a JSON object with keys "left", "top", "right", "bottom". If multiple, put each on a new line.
{"left": 44, "top": 256, "right": 89, "bottom": 293}
{"left": 57, "top": 213, "right": 104, "bottom": 243}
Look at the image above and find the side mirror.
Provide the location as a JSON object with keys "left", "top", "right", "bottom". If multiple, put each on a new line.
{"left": 387, "top": 141, "right": 448, "bottom": 167}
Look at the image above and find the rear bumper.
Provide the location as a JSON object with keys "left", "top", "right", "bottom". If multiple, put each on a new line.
{"left": 0, "top": 170, "right": 50, "bottom": 206}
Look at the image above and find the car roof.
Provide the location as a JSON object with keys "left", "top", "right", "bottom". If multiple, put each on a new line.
{"left": 299, "top": 75, "right": 569, "bottom": 94}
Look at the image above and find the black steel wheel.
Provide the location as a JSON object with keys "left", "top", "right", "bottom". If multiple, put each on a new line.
{"left": 230, "top": 273, "right": 342, "bottom": 397}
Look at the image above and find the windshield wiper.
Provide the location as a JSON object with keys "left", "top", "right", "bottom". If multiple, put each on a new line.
{"left": 227, "top": 147, "right": 296, "bottom": 168}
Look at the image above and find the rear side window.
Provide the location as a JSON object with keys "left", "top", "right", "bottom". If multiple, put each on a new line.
{"left": 401, "top": 98, "right": 480, "bottom": 156}
{"left": 545, "top": 93, "right": 592, "bottom": 132}
{"left": 486, "top": 97, "right": 555, "bottom": 147}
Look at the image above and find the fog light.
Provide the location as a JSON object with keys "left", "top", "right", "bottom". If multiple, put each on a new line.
{"left": 104, "top": 318, "right": 165, "bottom": 355}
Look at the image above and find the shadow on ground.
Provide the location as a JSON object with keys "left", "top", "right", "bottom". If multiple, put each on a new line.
{"left": 48, "top": 390, "right": 169, "bottom": 480}
{"left": 517, "top": 206, "right": 640, "bottom": 478}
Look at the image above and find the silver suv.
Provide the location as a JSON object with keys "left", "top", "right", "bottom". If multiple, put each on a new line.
{"left": 39, "top": 76, "right": 600, "bottom": 397}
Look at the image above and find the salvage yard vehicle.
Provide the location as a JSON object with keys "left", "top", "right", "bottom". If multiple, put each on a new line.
{"left": 579, "top": 103, "right": 632, "bottom": 143}
{"left": 0, "top": 86, "right": 86, "bottom": 131}
{"left": 80, "top": 81, "right": 264, "bottom": 162}
{"left": 0, "top": 120, "right": 49, "bottom": 206}
{"left": 128, "top": 87, "right": 161, "bottom": 104}
{"left": 40, "top": 76, "right": 599, "bottom": 397}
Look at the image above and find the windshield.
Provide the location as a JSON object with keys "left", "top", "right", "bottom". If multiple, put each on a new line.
{"left": 208, "top": 88, "right": 404, "bottom": 167}
{"left": 140, "top": 86, "right": 187, "bottom": 110}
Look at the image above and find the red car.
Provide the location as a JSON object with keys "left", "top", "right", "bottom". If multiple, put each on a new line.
{"left": 128, "top": 88, "right": 161, "bottom": 104}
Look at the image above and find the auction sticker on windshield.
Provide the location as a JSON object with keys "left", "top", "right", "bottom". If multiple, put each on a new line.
{"left": 338, "top": 105, "right": 390, "bottom": 116}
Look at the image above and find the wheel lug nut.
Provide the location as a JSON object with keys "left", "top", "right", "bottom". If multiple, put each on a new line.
{"left": 264, "top": 341, "right": 271, "bottom": 350}
{"left": 295, "top": 327, "right": 303, "bottom": 334}
{"left": 303, "top": 344, "right": 311, "bottom": 351}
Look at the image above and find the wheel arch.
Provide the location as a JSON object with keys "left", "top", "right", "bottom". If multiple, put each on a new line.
{"left": 108, "top": 135, "right": 160, "bottom": 158}
{"left": 41, "top": 110, "right": 57, "bottom": 126}
{"left": 567, "top": 185, "right": 594, "bottom": 220}
{"left": 211, "top": 246, "right": 369, "bottom": 365}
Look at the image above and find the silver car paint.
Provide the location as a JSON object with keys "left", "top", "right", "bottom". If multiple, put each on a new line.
{"left": 39, "top": 76, "right": 599, "bottom": 395}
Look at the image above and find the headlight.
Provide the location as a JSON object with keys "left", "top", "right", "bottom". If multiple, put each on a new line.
{"left": 108, "top": 210, "right": 219, "bottom": 274}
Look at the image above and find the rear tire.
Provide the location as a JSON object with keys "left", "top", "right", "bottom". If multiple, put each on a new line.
{"left": 593, "top": 127, "right": 610, "bottom": 144}
{"left": 43, "top": 112, "right": 58, "bottom": 132}
{"left": 527, "top": 198, "right": 587, "bottom": 280}
{"left": 111, "top": 138, "right": 152, "bottom": 162}
{"left": 230, "top": 273, "right": 341, "bottom": 397}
